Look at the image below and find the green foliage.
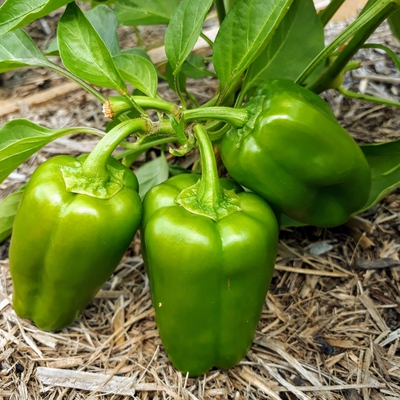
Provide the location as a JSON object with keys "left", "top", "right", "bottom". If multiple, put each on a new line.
{"left": 136, "top": 155, "right": 169, "bottom": 199}
{"left": 0, "top": 0, "right": 73, "bottom": 35}
{"left": 0, "top": 120, "right": 100, "bottom": 185}
{"left": 1, "top": 0, "right": 400, "bottom": 228}
{"left": 242, "top": 0, "right": 324, "bottom": 95}
{"left": 213, "top": 0, "right": 294, "bottom": 101}
{"left": 0, "top": 28, "right": 53, "bottom": 72}
{"left": 0, "top": 187, "right": 25, "bottom": 243}
{"left": 388, "top": 9, "right": 400, "bottom": 41}
{"left": 114, "top": 54, "right": 158, "bottom": 97}
{"left": 58, "top": 2, "right": 127, "bottom": 92}
{"left": 165, "top": 0, "right": 214, "bottom": 75}
{"left": 114, "top": 0, "right": 179, "bottom": 26}
{"left": 359, "top": 140, "right": 400, "bottom": 213}
{"left": 181, "top": 54, "right": 215, "bottom": 79}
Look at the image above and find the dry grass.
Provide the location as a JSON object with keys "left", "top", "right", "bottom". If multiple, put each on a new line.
{"left": 1, "top": 11, "right": 400, "bottom": 400}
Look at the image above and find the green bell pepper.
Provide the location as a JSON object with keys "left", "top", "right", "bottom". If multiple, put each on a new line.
{"left": 221, "top": 79, "right": 372, "bottom": 227}
{"left": 141, "top": 124, "right": 279, "bottom": 376}
{"left": 9, "top": 120, "right": 145, "bottom": 331}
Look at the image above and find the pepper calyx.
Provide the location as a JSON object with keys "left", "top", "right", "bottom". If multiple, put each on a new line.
{"left": 229, "top": 96, "right": 264, "bottom": 147}
{"left": 176, "top": 182, "right": 242, "bottom": 221}
{"left": 61, "top": 162, "right": 125, "bottom": 199}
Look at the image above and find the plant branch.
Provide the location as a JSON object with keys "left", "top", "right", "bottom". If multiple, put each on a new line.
{"left": 48, "top": 62, "right": 106, "bottom": 103}
{"left": 183, "top": 107, "right": 249, "bottom": 127}
{"left": 337, "top": 86, "right": 400, "bottom": 108}
{"left": 296, "top": 0, "right": 400, "bottom": 89}
{"left": 318, "top": 0, "right": 347, "bottom": 26}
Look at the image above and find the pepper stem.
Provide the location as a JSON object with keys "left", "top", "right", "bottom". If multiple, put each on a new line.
{"left": 183, "top": 107, "right": 249, "bottom": 128}
{"left": 176, "top": 124, "right": 241, "bottom": 220}
{"left": 81, "top": 118, "right": 151, "bottom": 183}
{"left": 194, "top": 124, "right": 224, "bottom": 209}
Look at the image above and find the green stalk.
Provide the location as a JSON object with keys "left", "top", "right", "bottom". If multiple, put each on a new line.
{"left": 337, "top": 86, "right": 400, "bottom": 108}
{"left": 200, "top": 32, "right": 214, "bottom": 47}
{"left": 82, "top": 118, "right": 151, "bottom": 183}
{"left": 104, "top": 96, "right": 180, "bottom": 119}
{"left": 296, "top": 0, "right": 400, "bottom": 89}
{"left": 192, "top": 124, "right": 224, "bottom": 210}
{"left": 49, "top": 62, "right": 106, "bottom": 103}
{"left": 183, "top": 107, "right": 249, "bottom": 128}
{"left": 318, "top": 0, "right": 347, "bottom": 26}
{"left": 308, "top": 0, "right": 399, "bottom": 93}
{"left": 175, "top": 73, "right": 187, "bottom": 109}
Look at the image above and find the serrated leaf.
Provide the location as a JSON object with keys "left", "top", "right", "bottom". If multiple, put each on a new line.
{"left": 165, "top": 0, "right": 213, "bottom": 74}
{"left": 0, "top": 119, "right": 96, "bottom": 184}
{"left": 0, "top": 28, "right": 53, "bottom": 73}
{"left": 115, "top": 0, "right": 179, "bottom": 26}
{"left": 181, "top": 54, "right": 215, "bottom": 79}
{"left": 58, "top": 2, "right": 127, "bottom": 92}
{"left": 114, "top": 54, "right": 158, "bottom": 97}
{"left": 0, "top": 186, "right": 25, "bottom": 243}
{"left": 243, "top": 0, "right": 324, "bottom": 94}
{"left": 0, "top": 0, "right": 72, "bottom": 35}
{"left": 136, "top": 155, "right": 169, "bottom": 199}
{"left": 213, "top": 0, "right": 294, "bottom": 98}
{"left": 357, "top": 140, "right": 400, "bottom": 213}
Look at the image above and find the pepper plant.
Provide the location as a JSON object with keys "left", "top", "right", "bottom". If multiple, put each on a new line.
{"left": 1, "top": 0, "right": 400, "bottom": 376}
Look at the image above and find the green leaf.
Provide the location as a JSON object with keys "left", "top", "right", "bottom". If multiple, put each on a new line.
{"left": 165, "top": 0, "right": 213, "bottom": 74}
{"left": 358, "top": 140, "right": 400, "bottom": 213}
{"left": 388, "top": 9, "right": 400, "bottom": 42}
{"left": 44, "top": 37, "right": 59, "bottom": 56}
{"left": 58, "top": 2, "right": 127, "bottom": 92}
{"left": 113, "top": 54, "right": 158, "bottom": 97}
{"left": 165, "top": 62, "right": 187, "bottom": 92}
{"left": 181, "top": 54, "right": 215, "bottom": 79}
{"left": 0, "top": 28, "right": 53, "bottom": 73}
{"left": 0, "top": 119, "right": 97, "bottom": 184}
{"left": 242, "top": 0, "right": 324, "bottom": 94}
{"left": 279, "top": 213, "right": 306, "bottom": 228}
{"left": 122, "top": 47, "right": 152, "bottom": 62}
{"left": 213, "top": 0, "right": 294, "bottom": 98}
{"left": 362, "top": 43, "right": 400, "bottom": 71}
{"left": 91, "top": 0, "right": 118, "bottom": 6}
{"left": 0, "top": 0, "right": 73, "bottom": 35}
{"left": 0, "top": 186, "right": 25, "bottom": 243}
{"left": 45, "top": 6, "right": 121, "bottom": 57}
{"left": 169, "top": 165, "right": 190, "bottom": 176}
{"left": 85, "top": 5, "right": 121, "bottom": 57}
{"left": 136, "top": 155, "right": 169, "bottom": 199}
{"left": 115, "top": 0, "right": 180, "bottom": 26}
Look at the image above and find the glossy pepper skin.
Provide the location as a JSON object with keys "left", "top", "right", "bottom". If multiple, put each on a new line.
{"left": 221, "top": 79, "right": 372, "bottom": 227}
{"left": 9, "top": 155, "right": 142, "bottom": 331}
{"left": 141, "top": 174, "right": 279, "bottom": 376}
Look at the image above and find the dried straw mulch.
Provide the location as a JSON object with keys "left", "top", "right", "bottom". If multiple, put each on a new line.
{"left": 1, "top": 11, "right": 400, "bottom": 400}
